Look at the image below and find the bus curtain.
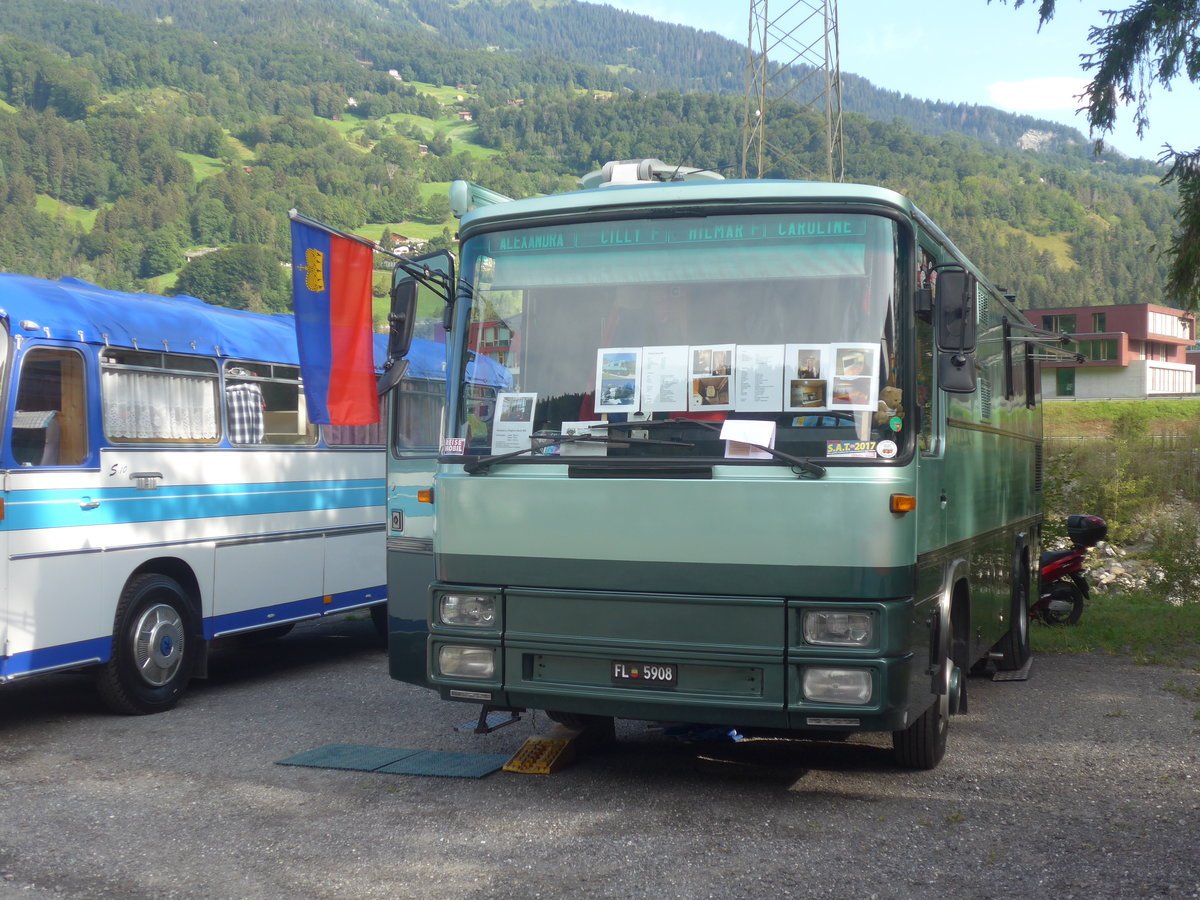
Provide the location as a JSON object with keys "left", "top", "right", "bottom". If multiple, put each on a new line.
{"left": 102, "top": 369, "right": 219, "bottom": 442}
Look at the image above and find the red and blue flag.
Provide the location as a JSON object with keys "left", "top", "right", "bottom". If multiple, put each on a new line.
{"left": 289, "top": 214, "right": 378, "bottom": 425}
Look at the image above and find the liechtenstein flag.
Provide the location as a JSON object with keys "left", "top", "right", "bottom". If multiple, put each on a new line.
{"left": 289, "top": 212, "right": 378, "bottom": 425}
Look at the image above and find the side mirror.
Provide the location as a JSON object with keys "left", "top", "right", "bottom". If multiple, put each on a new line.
{"left": 377, "top": 279, "right": 417, "bottom": 395}
{"left": 387, "top": 279, "right": 418, "bottom": 360}
{"left": 937, "top": 351, "right": 977, "bottom": 393}
{"left": 377, "top": 248, "right": 456, "bottom": 395}
{"left": 935, "top": 269, "right": 978, "bottom": 394}
{"left": 935, "top": 270, "right": 976, "bottom": 353}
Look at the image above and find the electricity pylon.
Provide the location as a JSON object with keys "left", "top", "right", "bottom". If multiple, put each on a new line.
{"left": 742, "top": 0, "right": 844, "bottom": 182}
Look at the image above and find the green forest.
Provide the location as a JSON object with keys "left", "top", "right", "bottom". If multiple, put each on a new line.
{"left": 0, "top": 0, "right": 1181, "bottom": 319}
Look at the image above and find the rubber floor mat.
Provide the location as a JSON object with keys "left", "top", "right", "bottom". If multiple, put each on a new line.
{"left": 276, "top": 743, "right": 506, "bottom": 778}
{"left": 376, "top": 749, "right": 510, "bottom": 778}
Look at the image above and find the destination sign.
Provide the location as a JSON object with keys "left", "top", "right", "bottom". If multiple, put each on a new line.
{"left": 488, "top": 215, "right": 870, "bottom": 254}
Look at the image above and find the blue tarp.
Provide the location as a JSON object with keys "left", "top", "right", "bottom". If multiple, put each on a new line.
{"left": 0, "top": 273, "right": 511, "bottom": 388}
{"left": 0, "top": 273, "right": 335, "bottom": 366}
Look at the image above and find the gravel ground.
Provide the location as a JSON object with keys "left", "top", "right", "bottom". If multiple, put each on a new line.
{"left": 1, "top": 616, "right": 1197, "bottom": 900}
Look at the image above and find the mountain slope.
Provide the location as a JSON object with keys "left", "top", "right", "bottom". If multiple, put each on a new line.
{"left": 0, "top": 0, "right": 1178, "bottom": 314}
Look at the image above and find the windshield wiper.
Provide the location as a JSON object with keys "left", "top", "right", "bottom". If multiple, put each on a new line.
{"left": 604, "top": 419, "right": 827, "bottom": 478}
{"left": 462, "top": 432, "right": 695, "bottom": 475}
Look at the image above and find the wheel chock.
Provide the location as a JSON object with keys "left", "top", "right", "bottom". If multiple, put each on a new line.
{"left": 502, "top": 725, "right": 581, "bottom": 774}
{"left": 993, "top": 655, "right": 1033, "bottom": 682}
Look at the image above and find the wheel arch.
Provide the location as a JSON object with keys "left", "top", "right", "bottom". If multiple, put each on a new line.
{"left": 127, "top": 557, "right": 202, "bottom": 614}
{"left": 928, "top": 557, "right": 969, "bottom": 698}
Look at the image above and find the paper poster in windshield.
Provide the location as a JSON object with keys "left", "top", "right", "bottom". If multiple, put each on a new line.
{"left": 641, "top": 346, "right": 689, "bottom": 412}
{"left": 595, "top": 348, "right": 641, "bottom": 414}
{"left": 689, "top": 344, "right": 734, "bottom": 411}
{"left": 829, "top": 343, "right": 879, "bottom": 411}
{"left": 491, "top": 392, "right": 538, "bottom": 453}
{"left": 734, "top": 344, "right": 785, "bottom": 412}
{"left": 784, "top": 344, "right": 830, "bottom": 412}
{"left": 559, "top": 421, "right": 608, "bottom": 457}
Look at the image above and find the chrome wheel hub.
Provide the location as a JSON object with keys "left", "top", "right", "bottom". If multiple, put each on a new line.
{"left": 132, "top": 604, "right": 185, "bottom": 687}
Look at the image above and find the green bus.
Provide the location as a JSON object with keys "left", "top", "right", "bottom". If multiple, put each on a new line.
{"left": 384, "top": 159, "right": 1043, "bottom": 769}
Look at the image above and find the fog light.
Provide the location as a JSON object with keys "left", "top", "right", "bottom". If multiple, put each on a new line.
{"left": 439, "top": 593, "right": 497, "bottom": 628}
{"left": 803, "top": 667, "right": 872, "bottom": 705}
{"left": 438, "top": 645, "right": 495, "bottom": 679}
{"left": 802, "top": 610, "right": 874, "bottom": 647}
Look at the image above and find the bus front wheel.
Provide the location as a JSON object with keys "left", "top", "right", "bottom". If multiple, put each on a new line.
{"left": 96, "top": 574, "right": 197, "bottom": 715}
{"left": 893, "top": 625, "right": 956, "bottom": 770}
{"left": 892, "top": 682, "right": 949, "bottom": 770}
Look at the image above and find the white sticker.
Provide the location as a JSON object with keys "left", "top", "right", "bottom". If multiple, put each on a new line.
{"left": 876, "top": 439, "right": 898, "bottom": 459}
{"left": 441, "top": 437, "right": 466, "bottom": 455}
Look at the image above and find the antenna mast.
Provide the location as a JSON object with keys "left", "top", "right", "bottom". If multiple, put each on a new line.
{"left": 742, "top": 0, "right": 844, "bottom": 182}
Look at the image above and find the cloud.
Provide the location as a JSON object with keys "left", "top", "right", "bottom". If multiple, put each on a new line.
{"left": 988, "top": 77, "right": 1090, "bottom": 112}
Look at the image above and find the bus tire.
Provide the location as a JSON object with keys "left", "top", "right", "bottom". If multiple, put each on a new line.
{"left": 993, "top": 555, "right": 1032, "bottom": 671}
{"left": 96, "top": 574, "right": 197, "bottom": 715}
{"left": 894, "top": 592, "right": 957, "bottom": 770}
{"left": 892, "top": 685, "right": 949, "bottom": 770}
{"left": 369, "top": 603, "right": 388, "bottom": 638}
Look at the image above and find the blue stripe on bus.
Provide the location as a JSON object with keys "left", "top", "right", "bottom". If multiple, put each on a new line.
{"left": 0, "top": 636, "right": 113, "bottom": 681}
{"left": 0, "top": 587, "right": 385, "bottom": 681}
{"left": 2, "top": 478, "right": 385, "bottom": 531}
{"left": 203, "top": 586, "right": 385, "bottom": 639}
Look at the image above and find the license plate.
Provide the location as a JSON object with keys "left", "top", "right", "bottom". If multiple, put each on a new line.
{"left": 611, "top": 661, "right": 677, "bottom": 688}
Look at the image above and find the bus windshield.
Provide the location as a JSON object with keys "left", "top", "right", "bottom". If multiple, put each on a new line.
{"left": 456, "top": 211, "right": 906, "bottom": 464}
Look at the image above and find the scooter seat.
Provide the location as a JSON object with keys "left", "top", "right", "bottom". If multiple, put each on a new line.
{"left": 1039, "top": 548, "right": 1079, "bottom": 567}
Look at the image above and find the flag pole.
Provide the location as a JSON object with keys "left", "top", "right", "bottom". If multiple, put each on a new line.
{"left": 288, "top": 208, "right": 454, "bottom": 302}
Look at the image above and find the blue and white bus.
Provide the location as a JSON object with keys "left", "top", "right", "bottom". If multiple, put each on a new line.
{"left": 0, "top": 273, "right": 393, "bottom": 713}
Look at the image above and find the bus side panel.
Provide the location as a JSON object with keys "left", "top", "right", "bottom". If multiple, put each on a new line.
{"left": 3, "top": 547, "right": 112, "bottom": 675}
{"left": 386, "top": 543, "right": 434, "bottom": 686}
{"left": 2, "top": 471, "right": 119, "bottom": 675}
{"left": 323, "top": 528, "right": 386, "bottom": 601}
{"left": 212, "top": 537, "right": 326, "bottom": 628}
{"left": 386, "top": 459, "right": 438, "bottom": 687}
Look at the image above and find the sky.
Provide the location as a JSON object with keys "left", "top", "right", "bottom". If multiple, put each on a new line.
{"left": 591, "top": 0, "right": 1200, "bottom": 161}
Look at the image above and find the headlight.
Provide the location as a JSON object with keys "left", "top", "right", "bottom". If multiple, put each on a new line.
{"left": 803, "top": 667, "right": 872, "bottom": 705}
{"left": 437, "top": 645, "right": 495, "bottom": 679}
{"left": 802, "top": 610, "right": 874, "bottom": 647}
{"left": 439, "top": 593, "right": 497, "bottom": 628}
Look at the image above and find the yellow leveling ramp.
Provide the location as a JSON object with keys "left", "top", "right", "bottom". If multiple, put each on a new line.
{"left": 503, "top": 725, "right": 582, "bottom": 774}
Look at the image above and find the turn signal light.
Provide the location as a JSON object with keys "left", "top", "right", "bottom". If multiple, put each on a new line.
{"left": 418, "top": 488, "right": 434, "bottom": 504}
{"left": 890, "top": 493, "right": 916, "bottom": 514}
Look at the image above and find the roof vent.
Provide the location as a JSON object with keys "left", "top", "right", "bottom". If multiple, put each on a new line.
{"left": 580, "top": 158, "right": 725, "bottom": 189}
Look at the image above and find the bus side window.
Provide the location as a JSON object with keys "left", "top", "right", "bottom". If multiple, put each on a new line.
{"left": 12, "top": 348, "right": 88, "bottom": 466}
{"left": 915, "top": 248, "right": 937, "bottom": 454}
{"left": 225, "top": 362, "right": 318, "bottom": 446}
{"left": 393, "top": 379, "right": 449, "bottom": 453}
{"left": 325, "top": 396, "right": 387, "bottom": 447}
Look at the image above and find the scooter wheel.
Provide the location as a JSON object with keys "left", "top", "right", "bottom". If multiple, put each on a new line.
{"left": 1040, "top": 579, "right": 1084, "bottom": 625}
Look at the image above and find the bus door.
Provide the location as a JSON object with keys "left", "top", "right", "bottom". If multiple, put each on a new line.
{"left": 385, "top": 251, "right": 454, "bottom": 683}
{"left": 3, "top": 340, "right": 94, "bottom": 676}
{"left": 914, "top": 247, "right": 947, "bottom": 556}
